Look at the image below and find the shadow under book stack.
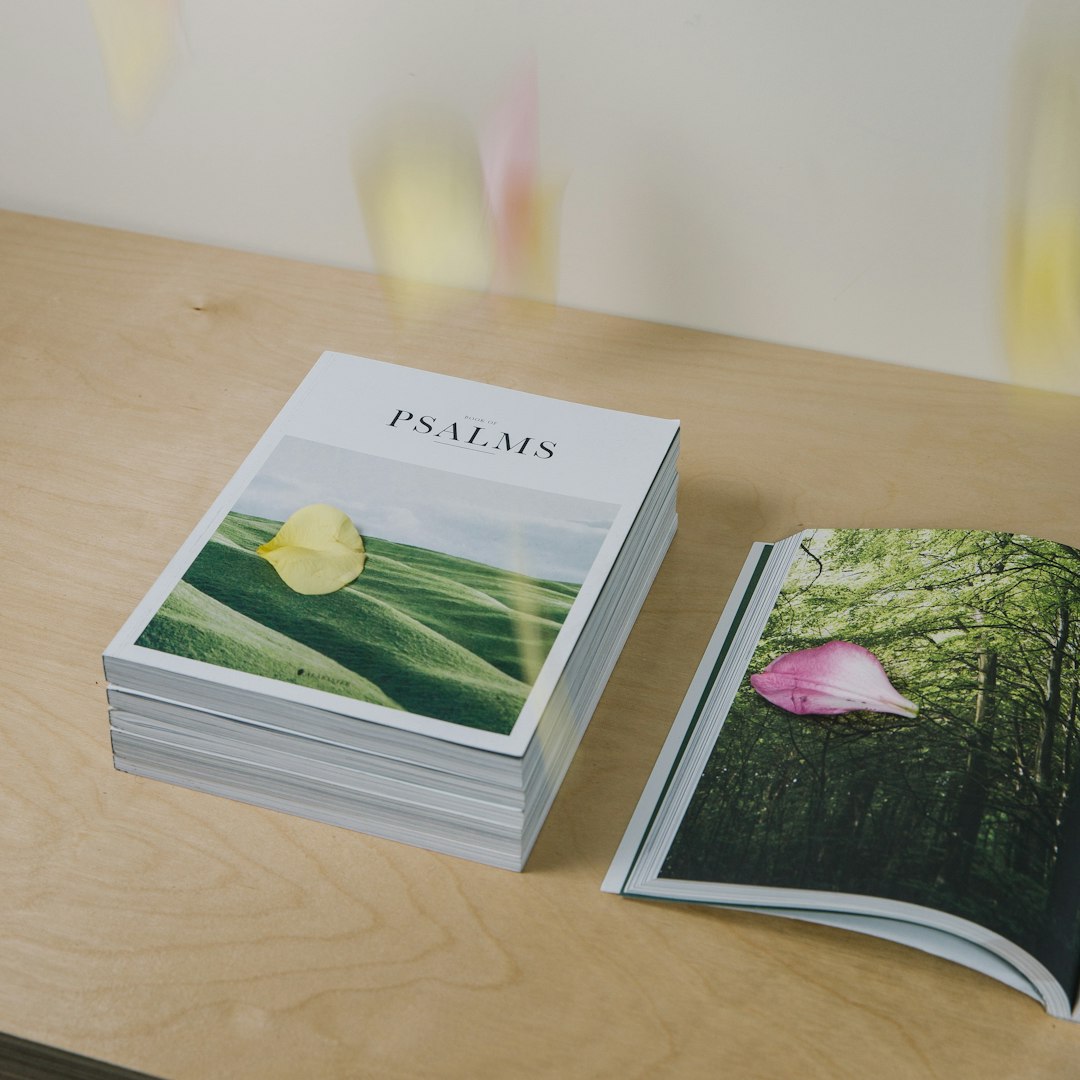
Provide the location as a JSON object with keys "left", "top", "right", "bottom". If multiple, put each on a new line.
{"left": 103, "top": 352, "right": 679, "bottom": 870}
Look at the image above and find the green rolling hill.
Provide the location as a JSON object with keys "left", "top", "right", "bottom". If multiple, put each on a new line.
{"left": 135, "top": 512, "right": 582, "bottom": 734}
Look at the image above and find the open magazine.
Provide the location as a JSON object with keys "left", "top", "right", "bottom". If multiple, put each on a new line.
{"left": 604, "top": 528, "right": 1080, "bottom": 1018}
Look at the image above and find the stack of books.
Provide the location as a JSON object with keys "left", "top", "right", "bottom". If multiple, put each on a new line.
{"left": 104, "top": 352, "right": 679, "bottom": 869}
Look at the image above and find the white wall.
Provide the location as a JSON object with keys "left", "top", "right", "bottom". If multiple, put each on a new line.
{"left": 1, "top": 1, "right": 1045, "bottom": 388}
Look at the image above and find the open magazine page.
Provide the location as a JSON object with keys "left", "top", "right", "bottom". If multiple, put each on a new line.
{"left": 607, "top": 528, "right": 1080, "bottom": 1018}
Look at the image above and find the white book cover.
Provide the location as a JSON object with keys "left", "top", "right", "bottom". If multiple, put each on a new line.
{"left": 106, "top": 352, "right": 679, "bottom": 757}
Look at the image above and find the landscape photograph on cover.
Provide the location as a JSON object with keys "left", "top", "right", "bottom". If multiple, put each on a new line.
{"left": 136, "top": 436, "right": 619, "bottom": 735}
{"left": 661, "top": 528, "right": 1080, "bottom": 997}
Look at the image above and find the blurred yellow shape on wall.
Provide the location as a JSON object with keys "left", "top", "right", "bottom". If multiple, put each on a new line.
{"left": 1004, "top": 1, "right": 1080, "bottom": 393}
{"left": 355, "top": 109, "right": 495, "bottom": 309}
{"left": 87, "top": 0, "right": 182, "bottom": 126}
{"left": 353, "top": 67, "right": 562, "bottom": 318}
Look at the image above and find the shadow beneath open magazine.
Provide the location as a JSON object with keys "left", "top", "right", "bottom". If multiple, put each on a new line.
{"left": 638, "top": 895, "right": 1034, "bottom": 1010}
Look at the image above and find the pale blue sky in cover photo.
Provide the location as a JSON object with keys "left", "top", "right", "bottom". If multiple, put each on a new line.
{"left": 234, "top": 437, "right": 619, "bottom": 584}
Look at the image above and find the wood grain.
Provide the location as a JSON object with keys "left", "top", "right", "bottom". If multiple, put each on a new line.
{"left": 2, "top": 210, "right": 1080, "bottom": 1079}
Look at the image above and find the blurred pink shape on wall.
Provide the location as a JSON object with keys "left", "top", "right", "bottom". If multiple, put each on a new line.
{"left": 355, "top": 64, "right": 562, "bottom": 314}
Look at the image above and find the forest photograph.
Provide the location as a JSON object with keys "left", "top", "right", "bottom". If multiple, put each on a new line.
{"left": 661, "top": 528, "right": 1080, "bottom": 997}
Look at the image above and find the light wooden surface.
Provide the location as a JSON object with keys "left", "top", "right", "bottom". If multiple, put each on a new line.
{"left": 3, "top": 210, "right": 1080, "bottom": 1080}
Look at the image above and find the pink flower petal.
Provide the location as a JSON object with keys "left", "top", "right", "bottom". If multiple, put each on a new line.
{"left": 749, "top": 641, "right": 918, "bottom": 718}
{"left": 481, "top": 62, "right": 539, "bottom": 271}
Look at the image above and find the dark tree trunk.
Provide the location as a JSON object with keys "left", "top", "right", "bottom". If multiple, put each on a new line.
{"left": 942, "top": 650, "right": 997, "bottom": 890}
{"left": 1036, "top": 601, "right": 1071, "bottom": 796}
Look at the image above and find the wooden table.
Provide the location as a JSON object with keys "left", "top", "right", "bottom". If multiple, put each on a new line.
{"left": 3, "top": 210, "right": 1080, "bottom": 1079}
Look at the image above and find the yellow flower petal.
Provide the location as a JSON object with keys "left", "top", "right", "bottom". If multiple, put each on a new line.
{"left": 1003, "top": 8, "right": 1080, "bottom": 391}
{"left": 257, "top": 544, "right": 367, "bottom": 595}
{"left": 88, "top": 0, "right": 183, "bottom": 127}
{"left": 354, "top": 108, "right": 494, "bottom": 296}
{"left": 256, "top": 504, "right": 367, "bottom": 595}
